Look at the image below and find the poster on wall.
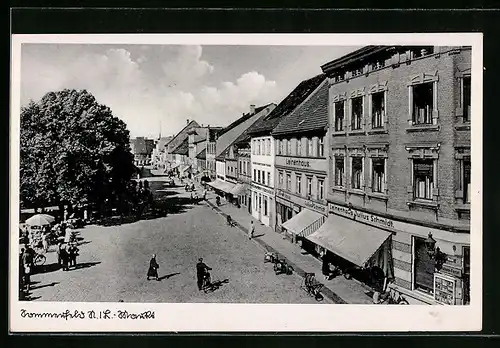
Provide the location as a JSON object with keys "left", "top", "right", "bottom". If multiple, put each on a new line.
{"left": 434, "top": 273, "right": 457, "bottom": 305}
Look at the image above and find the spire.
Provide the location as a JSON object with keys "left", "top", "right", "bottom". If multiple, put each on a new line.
{"left": 158, "top": 120, "right": 162, "bottom": 140}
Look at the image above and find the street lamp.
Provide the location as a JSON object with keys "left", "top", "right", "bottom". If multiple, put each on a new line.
{"left": 425, "top": 232, "right": 446, "bottom": 270}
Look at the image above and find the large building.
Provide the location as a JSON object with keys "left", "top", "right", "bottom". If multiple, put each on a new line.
{"left": 205, "top": 127, "right": 224, "bottom": 180}
{"left": 272, "top": 75, "right": 329, "bottom": 245}
{"left": 130, "top": 137, "right": 155, "bottom": 166}
{"left": 164, "top": 119, "right": 200, "bottom": 170}
{"left": 187, "top": 126, "right": 209, "bottom": 177}
{"left": 209, "top": 104, "right": 275, "bottom": 201}
{"left": 247, "top": 75, "right": 326, "bottom": 228}
{"left": 313, "top": 45, "right": 471, "bottom": 305}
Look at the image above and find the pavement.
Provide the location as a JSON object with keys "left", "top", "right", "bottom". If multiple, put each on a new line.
{"left": 22, "top": 176, "right": 332, "bottom": 304}
{"left": 201, "top": 182, "right": 374, "bottom": 305}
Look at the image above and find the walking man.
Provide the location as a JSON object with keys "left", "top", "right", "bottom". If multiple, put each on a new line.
{"left": 248, "top": 220, "right": 255, "bottom": 240}
{"left": 203, "top": 188, "right": 207, "bottom": 200}
{"left": 147, "top": 254, "right": 160, "bottom": 281}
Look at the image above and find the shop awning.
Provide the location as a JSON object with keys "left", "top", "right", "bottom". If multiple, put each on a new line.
{"left": 282, "top": 209, "right": 326, "bottom": 238}
{"left": 230, "top": 183, "right": 248, "bottom": 196}
{"left": 306, "top": 214, "right": 391, "bottom": 268}
{"left": 207, "top": 179, "right": 235, "bottom": 193}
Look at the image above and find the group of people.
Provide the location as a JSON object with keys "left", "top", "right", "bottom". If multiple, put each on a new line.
{"left": 146, "top": 255, "right": 212, "bottom": 291}
{"left": 56, "top": 242, "right": 80, "bottom": 271}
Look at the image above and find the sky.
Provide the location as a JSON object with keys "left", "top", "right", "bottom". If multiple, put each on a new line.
{"left": 21, "top": 44, "right": 359, "bottom": 139}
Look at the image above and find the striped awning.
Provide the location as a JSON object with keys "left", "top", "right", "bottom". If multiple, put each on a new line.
{"left": 281, "top": 209, "right": 326, "bottom": 238}
{"left": 306, "top": 214, "right": 391, "bottom": 268}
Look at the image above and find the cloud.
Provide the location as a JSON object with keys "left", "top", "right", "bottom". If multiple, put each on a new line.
{"left": 20, "top": 44, "right": 279, "bottom": 138}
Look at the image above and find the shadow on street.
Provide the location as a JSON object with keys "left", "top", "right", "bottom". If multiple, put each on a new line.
{"left": 158, "top": 272, "right": 181, "bottom": 281}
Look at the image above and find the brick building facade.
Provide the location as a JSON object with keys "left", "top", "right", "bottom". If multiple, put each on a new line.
{"left": 320, "top": 46, "right": 471, "bottom": 305}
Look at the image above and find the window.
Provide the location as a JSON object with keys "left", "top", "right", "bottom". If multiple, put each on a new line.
{"left": 267, "top": 172, "right": 271, "bottom": 187}
{"left": 371, "top": 92, "right": 385, "bottom": 129}
{"left": 414, "top": 236, "right": 435, "bottom": 294}
{"left": 266, "top": 139, "right": 271, "bottom": 155}
{"left": 308, "top": 138, "right": 314, "bottom": 157}
{"left": 463, "top": 157, "right": 471, "bottom": 204}
{"left": 463, "top": 76, "right": 471, "bottom": 122}
{"left": 413, "top": 159, "right": 434, "bottom": 200}
{"left": 297, "top": 138, "right": 302, "bottom": 156}
{"left": 307, "top": 176, "right": 313, "bottom": 196}
{"left": 318, "top": 137, "right": 324, "bottom": 157}
{"left": 372, "top": 158, "right": 385, "bottom": 193}
{"left": 286, "top": 173, "right": 292, "bottom": 191}
{"left": 287, "top": 139, "right": 292, "bottom": 155}
{"left": 296, "top": 175, "right": 302, "bottom": 194}
{"left": 262, "top": 170, "right": 265, "bottom": 185}
{"left": 278, "top": 139, "right": 283, "bottom": 155}
{"left": 351, "top": 96, "right": 363, "bottom": 130}
{"left": 247, "top": 162, "right": 250, "bottom": 175}
{"left": 279, "top": 171, "right": 284, "bottom": 188}
{"left": 239, "top": 161, "right": 242, "bottom": 173}
{"left": 263, "top": 196, "right": 268, "bottom": 216}
{"left": 334, "top": 156, "right": 344, "bottom": 187}
{"left": 252, "top": 140, "right": 255, "bottom": 155}
{"left": 412, "top": 82, "right": 433, "bottom": 125}
{"left": 334, "top": 101, "right": 345, "bottom": 132}
{"left": 317, "top": 178, "right": 324, "bottom": 200}
{"left": 351, "top": 157, "right": 363, "bottom": 189}
{"left": 253, "top": 169, "right": 256, "bottom": 181}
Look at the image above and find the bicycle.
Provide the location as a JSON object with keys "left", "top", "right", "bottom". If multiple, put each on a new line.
{"left": 302, "top": 273, "right": 324, "bottom": 301}
{"left": 273, "top": 258, "right": 294, "bottom": 275}
{"left": 264, "top": 251, "right": 279, "bottom": 263}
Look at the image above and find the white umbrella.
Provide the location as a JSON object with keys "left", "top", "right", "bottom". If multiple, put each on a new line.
{"left": 25, "top": 213, "right": 55, "bottom": 227}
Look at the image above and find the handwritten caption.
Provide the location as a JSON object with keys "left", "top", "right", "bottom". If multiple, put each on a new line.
{"left": 20, "top": 309, "right": 155, "bottom": 320}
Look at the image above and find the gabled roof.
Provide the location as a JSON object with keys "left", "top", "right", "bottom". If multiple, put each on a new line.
{"left": 195, "top": 140, "right": 207, "bottom": 156}
{"left": 171, "top": 138, "right": 189, "bottom": 155}
{"left": 215, "top": 103, "right": 275, "bottom": 158}
{"left": 131, "top": 137, "right": 155, "bottom": 155}
{"left": 272, "top": 79, "right": 329, "bottom": 136}
{"left": 196, "top": 148, "right": 206, "bottom": 160}
{"left": 156, "top": 136, "right": 173, "bottom": 150}
{"left": 246, "top": 74, "right": 327, "bottom": 137}
{"left": 165, "top": 120, "right": 200, "bottom": 152}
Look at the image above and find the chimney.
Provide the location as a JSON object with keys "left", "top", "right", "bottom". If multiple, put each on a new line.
{"left": 187, "top": 119, "right": 190, "bottom": 125}
{"left": 250, "top": 104, "right": 256, "bottom": 114}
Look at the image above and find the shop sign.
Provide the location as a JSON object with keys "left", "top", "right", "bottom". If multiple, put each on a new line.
{"left": 277, "top": 189, "right": 327, "bottom": 215}
{"left": 445, "top": 255, "right": 462, "bottom": 268}
{"left": 251, "top": 182, "right": 274, "bottom": 195}
{"left": 328, "top": 203, "right": 395, "bottom": 229}
{"left": 275, "top": 156, "right": 327, "bottom": 172}
{"left": 440, "top": 264, "right": 462, "bottom": 278}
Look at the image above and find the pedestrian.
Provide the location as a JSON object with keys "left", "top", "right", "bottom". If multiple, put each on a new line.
{"left": 60, "top": 245, "right": 70, "bottom": 271}
{"left": 191, "top": 183, "right": 195, "bottom": 192}
{"left": 196, "top": 258, "right": 212, "bottom": 291}
{"left": 321, "top": 250, "right": 331, "bottom": 280}
{"left": 147, "top": 254, "right": 159, "bottom": 281}
{"left": 248, "top": 220, "right": 255, "bottom": 240}
{"left": 21, "top": 248, "right": 33, "bottom": 290}
{"left": 41, "top": 232, "right": 49, "bottom": 252}
{"left": 203, "top": 189, "right": 207, "bottom": 200}
{"left": 68, "top": 243, "right": 79, "bottom": 269}
{"left": 56, "top": 242, "right": 63, "bottom": 267}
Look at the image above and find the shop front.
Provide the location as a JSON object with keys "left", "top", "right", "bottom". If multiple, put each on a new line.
{"left": 327, "top": 202, "right": 471, "bottom": 305}
{"left": 251, "top": 182, "right": 274, "bottom": 227}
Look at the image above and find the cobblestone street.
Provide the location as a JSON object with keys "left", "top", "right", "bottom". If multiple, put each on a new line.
{"left": 26, "top": 177, "right": 331, "bottom": 304}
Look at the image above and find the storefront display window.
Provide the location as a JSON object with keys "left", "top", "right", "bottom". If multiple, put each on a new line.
{"left": 414, "top": 236, "right": 435, "bottom": 294}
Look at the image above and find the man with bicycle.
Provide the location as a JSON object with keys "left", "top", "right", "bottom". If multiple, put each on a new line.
{"left": 196, "top": 258, "right": 212, "bottom": 291}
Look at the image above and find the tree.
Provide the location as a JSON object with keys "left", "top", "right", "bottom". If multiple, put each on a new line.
{"left": 20, "top": 89, "right": 135, "bottom": 213}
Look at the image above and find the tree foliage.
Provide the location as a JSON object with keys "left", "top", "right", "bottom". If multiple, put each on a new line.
{"left": 20, "top": 89, "right": 135, "bottom": 210}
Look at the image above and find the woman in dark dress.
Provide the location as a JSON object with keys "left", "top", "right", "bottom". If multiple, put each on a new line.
{"left": 147, "top": 254, "right": 159, "bottom": 281}
{"left": 321, "top": 251, "right": 331, "bottom": 280}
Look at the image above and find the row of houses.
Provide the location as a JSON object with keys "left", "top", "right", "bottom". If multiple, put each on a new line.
{"left": 163, "top": 45, "right": 472, "bottom": 305}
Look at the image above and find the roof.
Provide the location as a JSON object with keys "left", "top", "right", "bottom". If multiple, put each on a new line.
{"left": 320, "top": 46, "right": 390, "bottom": 74}
{"left": 195, "top": 140, "right": 207, "bottom": 157}
{"left": 156, "top": 136, "right": 173, "bottom": 150}
{"left": 272, "top": 79, "right": 329, "bottom": 136}
{"left": 165, "top": 120, "right": 200, "bottom": 153}
{"left": 215, "top": 147, "right": 229, "bottom": 161}
{"left": 208, "top": 127, "right": 224, "bottom": 142}
{"left": 215, "top": 103, "right": 275, "bottom": 158}
{"left": 247, "top": 74, "right": 326, "bottom": 137}
{"left": 131, "top": 137, "right": 155, "bottom": 155}
{"left": 233, "top": 110, "right": 271, "bottom": 147}
{"left": 195, "top": 148, "right": 206, "bottom": 160}
{"left": 171, "top": 138, "right": 189, "bottom": 155}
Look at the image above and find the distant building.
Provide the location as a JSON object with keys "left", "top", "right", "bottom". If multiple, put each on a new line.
{"left": 165, "top": 119, "right": 200, "bottom": 170}
{"left": 151, "top": 136, "right": 173, "bottom": 170}
{"left": 130, "top": 137, "right": 155, "bottom": 166}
